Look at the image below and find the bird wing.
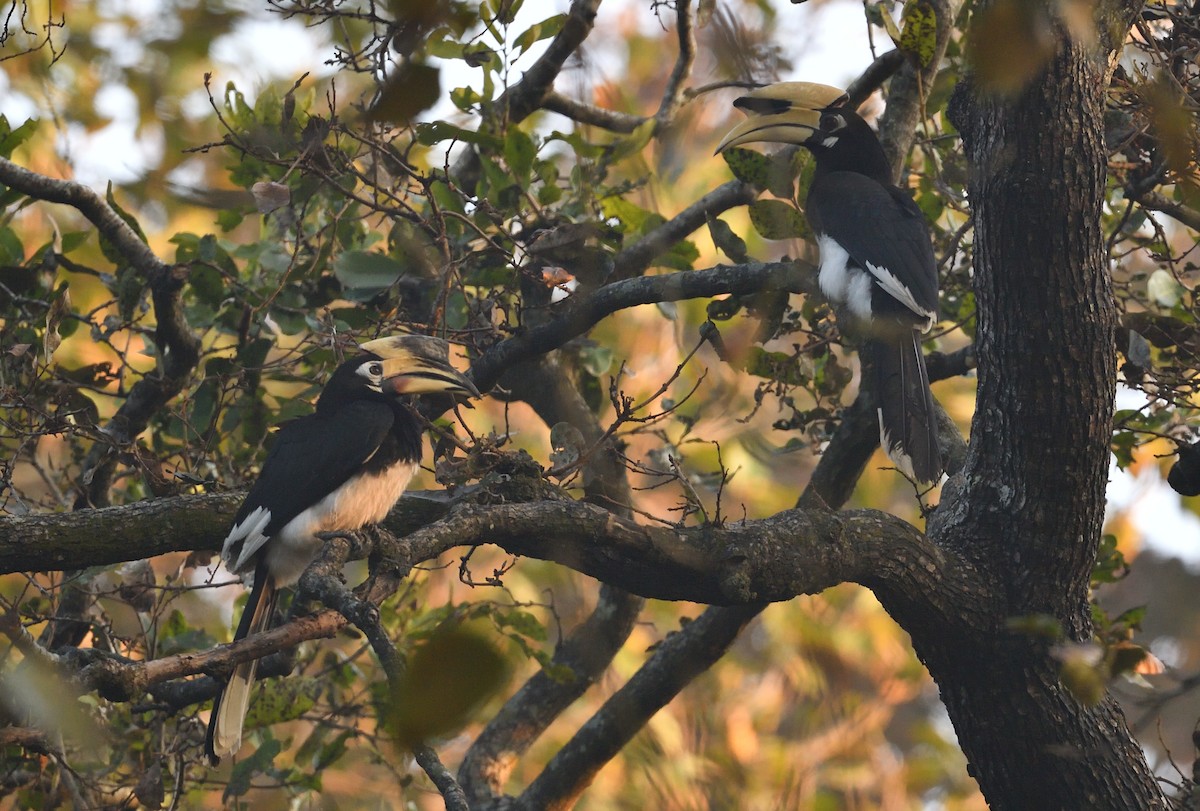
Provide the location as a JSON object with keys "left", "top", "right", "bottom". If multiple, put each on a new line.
{"left": 223, "top": 400, "right": 396, "bottom": 571}
{"left": 807, "top": 171, "right": 940, "bottom": 322}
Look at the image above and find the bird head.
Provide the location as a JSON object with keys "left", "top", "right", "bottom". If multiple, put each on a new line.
{"left": 716, "top": 82, "right": 895, "bottom": 182}
{"left": 319, "top": 336, "right": 479, "bottom": 413}
{"left": 357, "top": 334, "right": 480, "bottom": 399}
{"left": 715, "top": 82, "right": 849, "bottom": 153}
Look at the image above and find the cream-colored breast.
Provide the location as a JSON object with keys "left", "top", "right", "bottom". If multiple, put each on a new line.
{"left": 321, "top": 460, "right": 420, "bottom": 530}
{"left": 267, "top": 460, "right": 420, "bottom": 586}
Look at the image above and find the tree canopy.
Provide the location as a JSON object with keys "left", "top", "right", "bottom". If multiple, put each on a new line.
{"left": 2, "top": 0, "right": 1200, "bottom": 808}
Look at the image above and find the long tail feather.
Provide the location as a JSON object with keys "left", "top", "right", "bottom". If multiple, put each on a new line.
{"left": 872, "top": 335, "right": 942, "bottom": 483}
{"left": 206, "top": 560, "right": 278, "bottom": 765}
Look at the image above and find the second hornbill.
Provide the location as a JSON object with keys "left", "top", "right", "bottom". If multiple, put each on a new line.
{"left": 206, "top": 335, "right": 479, "bottom": 765}
{"left": 717, "top": 82, "right": 943, "bottom": 483}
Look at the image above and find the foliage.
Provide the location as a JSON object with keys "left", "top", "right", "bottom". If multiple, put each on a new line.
{"left": 0, "top": 0, "right": 1198, "bottom": 808}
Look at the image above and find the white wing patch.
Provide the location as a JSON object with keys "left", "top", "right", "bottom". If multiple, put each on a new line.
{"left": 865, "top": 261, "right": 936, "bottom": 331}
{"left": 223, "top": 506, "right": 272, "bottom": 576}
{"left": 263, "top": 460, "right": 421, "bottom": 586}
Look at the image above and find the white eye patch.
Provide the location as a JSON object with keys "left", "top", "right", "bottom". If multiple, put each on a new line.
{"left": 356, "top": 360, "right": 385, "bottom": 382}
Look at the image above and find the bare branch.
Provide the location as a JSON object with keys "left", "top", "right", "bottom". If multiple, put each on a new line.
{"left": 516, "top": 603, "right": 762, "bottom": 811}
{"left": 0, "top": 158, "right": 165, "bottom": 276}
{"left": 471, "top": 259, "right": 815, "bottom": 392}
{"left": 1129, "top": 189, "right": 1200, "bottom": 232}
{"left": 846, "top": 50, "right": 907, "bottom": 108}
{"left": 655, "top": 0, "right": 696, "bottom": 126}
{"left": 2, "top": 493, "right": 985, "bottom": 630}
{"left": 0, "top": 727, "right": 54, "bottom": 753}
{"left": 875, "top": 0, "right": 953, "bottom": 182}
{"left": 62, "top": 609, "right": 347, "bottom": 702}
{"left": 414, "top": 744, "right": 470, "bottom": 811}
{"left": 613, "top": 180, "right": 762, "bottom": 281}
{"left": 385, "top": 500, "right": 968, "bottom": 610}
{"left": 0, "top": 489, "right": 455, "bottom": 574}
{"left": 461, "top": 357, "right": 642, "bottom": 804}
{"left": 542, "top": 91, "right": 647, "bottom": 133}
{"left": 453, "top": 0, "right": 604, "bottom": 185}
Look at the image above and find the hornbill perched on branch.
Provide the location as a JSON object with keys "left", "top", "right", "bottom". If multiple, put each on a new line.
{"left": 717, "top": 82, "right": 943, "bottom": 483}
{"left": 206, "top": 335, "right": 479, "bottom": 765}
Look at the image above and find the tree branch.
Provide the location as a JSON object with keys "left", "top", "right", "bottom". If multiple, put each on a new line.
{"left": 460, "top": 357, "right": 643, "bottom": 804}
{"left": 1, "top": 493, "right": 990, "bottom": 681}
{"left": 846, "top": 50, "right": 907, "bottom": 107}
{"left": 541, "top": 91, "right": 647, "bottom": 133}
{"left": 610, "top": 180, "right": 761, "bottom": 281}
{"left": 876, "top": 0, "right": 954, "bottom": 182}
{"left": 0, "top": 490, "right": 450, "bottom": 574}
{"left": 61, "top": 609, "right": 347, "bottom": 702}
{"left": 1129, "top": 189, "right": 1200, "bottom": 232}
{"left": 414, "top": 744, "right": 470, "bottom": 811}
{"left": 470, "top": 259, "right": 813, "bottom": 392}
{"left": 0, "top": 158, "right": 203, "bottom": 508}
{"left": 0, "top": 159, "right": 163, "bottom": 274}
{"left": 452, "top": 0, "right": 604, "bottom": 186}
{"left": 516, "top": 603, "right": 763, "bottom": 811}
{"left": 654, "top": 0, "right": 696, "bottom": 126}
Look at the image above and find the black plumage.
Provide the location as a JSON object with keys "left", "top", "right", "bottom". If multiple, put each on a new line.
{"left": 718, "top": 82, "right": 942, "bottom": 482}
{"left": 206, "top": 335, "right": 478, "bottom": 765}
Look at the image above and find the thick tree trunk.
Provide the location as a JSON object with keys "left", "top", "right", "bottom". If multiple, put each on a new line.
{"left": 929, "top": 22, "right": 1167, "bottom": 811}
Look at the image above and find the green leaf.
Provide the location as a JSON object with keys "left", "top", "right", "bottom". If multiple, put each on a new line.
{"left": 450, "top": 85, "right": 484, "bottom": 112}
{"left": 236, "top": 337, "right": 273, "bottom": 371}
{"left": 899, "top": 0, "right": 939, "bottom": 68}
{"left": 314, "top": 729, "right": 354, "bottom": 771}
{"left": 765, "top": 150, "right": 801, "bottom": 199}
{"left": 707, "top": 215, "right": 748, "bottom": 263}
{"left": 0, "top": 226, "right": 24, "bottom": 265}
{"left": 655, "top": 237, "right": 699, "bottom": 271}
{"left": 513, "top": 13, "right": 566, "bottom": 54}
{"left": 878, "top": 0, "right": 903, "bottom": 47}
{"left": 607, "top": 118, "right": 656, "bottom": 164}
{"left": 59, "top": 231, "right": 90, "bottom": 253}
{"left": 333, "top": 250, "right": 406, "bottom": 290}
{"left": 190, "top": 265, "right": 225, "bottom": 308}
{"left": 495, "top": 609, "right": 547, "bottom": 642}
{"left": 244, "top": 677, "right": 321, "bottom": 727}
{"left": 98, "top": 183, "right": 149, "bottom": 267}
{"left": 217, "top": 209, "right": 245, "bottom": 231}
{"left": 547, "top": 129, "right": 606, "bottom": 159}
{"left": 749, "top": 199, "right": 807, "bottom": 240}
{"left": 602, "top": 196, "right": 657, "bottom": 234}
{"left": 721, "top": 147, "right": 771, "bottom": 187}
{"left": 157, "top": 609, "right": 216, "bottom": 655}
{"left": 190, "top": 378, "right": 219, "bottom": 434}
{"left": 578, "top": 344, "right": 614, "bottom": 377}
{"left": 415, "top": 121, "right": 502, "bottom": 149}
{"left": 743, "top": 347, "right": 807, "bottom": 385}
{"left": 504, "top": 128, "right": 536, "bottom": 184}
{"left": 0, "top": 116, "right": 39, "bottom": 159}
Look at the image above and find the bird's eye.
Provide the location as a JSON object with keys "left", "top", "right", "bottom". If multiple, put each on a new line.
{"left": 368, "top": 362, "right": 383, "bottom": 377}
{"left": 819, "top": 112, "right": 844, "bottom": 132}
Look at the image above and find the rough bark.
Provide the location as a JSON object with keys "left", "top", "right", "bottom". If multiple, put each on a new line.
{"left": 929, "top": 9, "right": 1165, "bottom": 809}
